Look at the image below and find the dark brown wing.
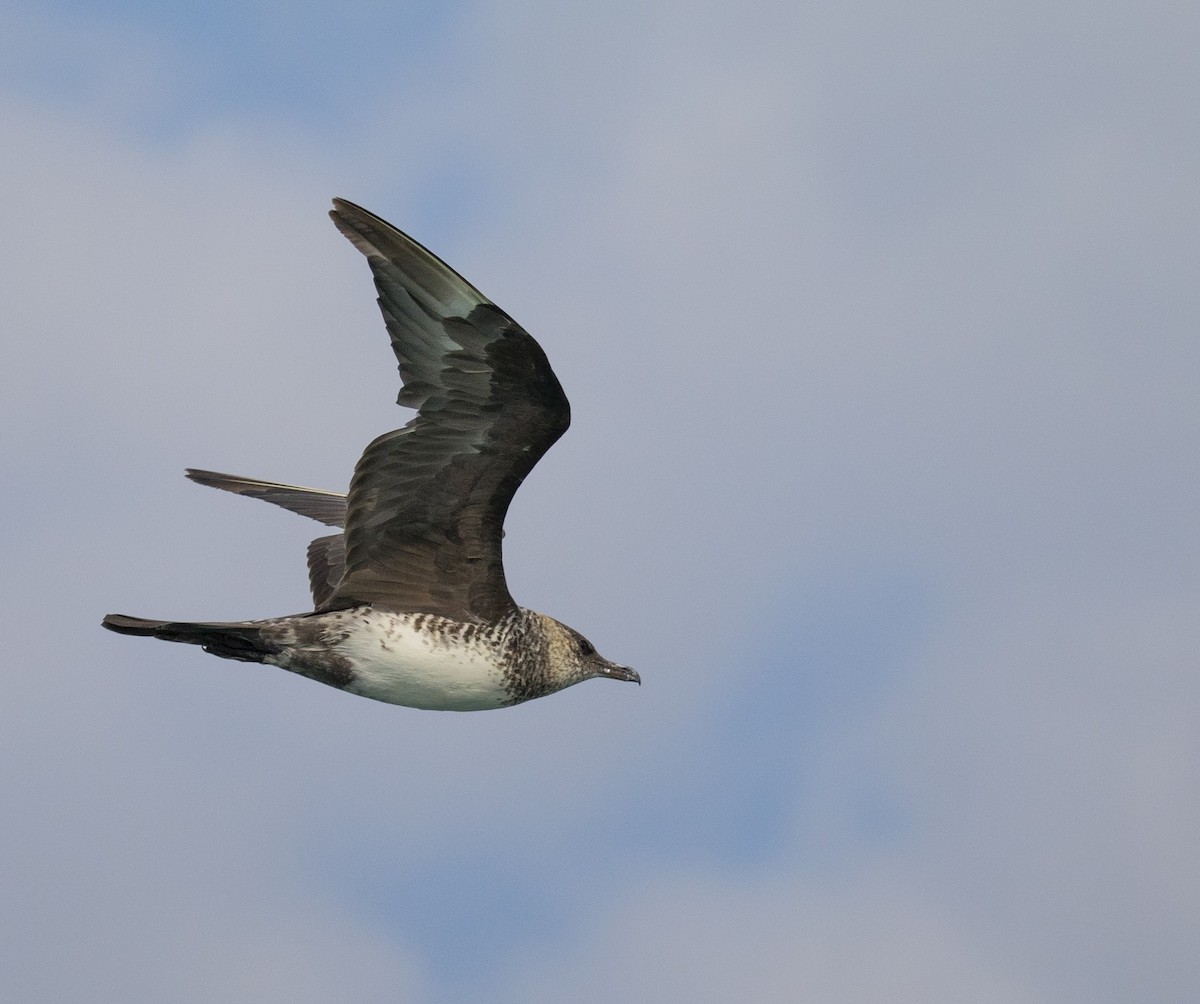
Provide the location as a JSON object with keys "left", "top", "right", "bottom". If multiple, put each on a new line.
{"left": 185, "top": 469, "right": 347, "bottom": 527}
{"left": 324, "top": 199, "right": 570, "bottom": 622}
{"left": 186, "top": 469, "right": 350, "bottom": 607}
{"left": 306, "top": 533, "right": 346, "bottom": 609}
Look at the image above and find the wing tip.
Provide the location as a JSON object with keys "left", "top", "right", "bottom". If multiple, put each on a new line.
{"left": 328, "top": 196, "right": 359, "bottom": 227}
{"left": 184, "top": 467, "right": 222, "bottom": 486}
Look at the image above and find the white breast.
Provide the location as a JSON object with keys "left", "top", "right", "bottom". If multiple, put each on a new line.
{"left": 319, "top": 609, "right": 512, "bottom": 711}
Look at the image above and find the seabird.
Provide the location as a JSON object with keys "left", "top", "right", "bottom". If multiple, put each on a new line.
{"left": 102, "top": 199, "right": 638, "bottom": 710}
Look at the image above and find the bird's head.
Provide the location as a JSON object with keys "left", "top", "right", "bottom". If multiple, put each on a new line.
{"left": 538, "top": 614, "right": 640, "bottom": 693}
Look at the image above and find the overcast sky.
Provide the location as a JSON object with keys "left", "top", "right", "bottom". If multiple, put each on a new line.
{"left": 3, "top": 1, "right": 1198, "bottom": 1001}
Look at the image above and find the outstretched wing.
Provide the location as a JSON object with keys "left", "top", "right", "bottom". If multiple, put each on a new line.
{"left": 325, "top": 199, "right": 570, "bottom": 622}
{"left": 186, "top": 469, "right": 349, "bottom": 607}
{"left": 185, "top": 469, "right": 347, "bottom": 527}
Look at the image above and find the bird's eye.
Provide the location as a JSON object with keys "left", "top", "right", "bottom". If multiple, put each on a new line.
{"left": 578, "top": 637, "right": 595, "bottom": 656}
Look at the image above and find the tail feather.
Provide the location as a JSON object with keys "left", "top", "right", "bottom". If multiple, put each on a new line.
{"left": 101, "top": 614, "right": 279, "bottom": 663}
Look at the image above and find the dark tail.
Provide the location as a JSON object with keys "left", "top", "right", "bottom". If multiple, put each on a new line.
{"left": 101, "top": 614, "right": 280, "bottom": 663}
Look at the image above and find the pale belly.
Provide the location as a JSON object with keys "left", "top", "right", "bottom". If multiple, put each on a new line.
{"left": 268, "top": 609, "right": 514, "bottom": 711}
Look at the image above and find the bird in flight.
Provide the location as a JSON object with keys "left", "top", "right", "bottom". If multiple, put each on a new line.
{"left": 103, "top": 199, "right": 638, "bottom": 710}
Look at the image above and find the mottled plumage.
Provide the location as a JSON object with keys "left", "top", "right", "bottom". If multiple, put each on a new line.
{"left": 102, "top": 199, "right": 637, "bottom": 709}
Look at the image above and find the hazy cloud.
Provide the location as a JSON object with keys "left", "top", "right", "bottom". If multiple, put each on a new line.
{"left": 3, "top": 1, "right": 1198, "bottom": 1000}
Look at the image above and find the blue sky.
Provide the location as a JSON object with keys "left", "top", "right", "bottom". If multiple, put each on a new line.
{"left": 3, "top": 1, "right": 1199, "bottom": 1001}
{"left": 9, "top": 1, "right": 460, "bottom": 123}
